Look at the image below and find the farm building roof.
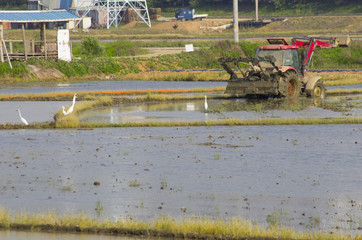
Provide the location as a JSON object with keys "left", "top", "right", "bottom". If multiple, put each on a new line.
{"left": 0, "top": 10, "right": 79, "bottom": 23}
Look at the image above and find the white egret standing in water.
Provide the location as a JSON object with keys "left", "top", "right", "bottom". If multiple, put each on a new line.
{"left": 204, "top": 95, "right": 208, "bottom": 111}
{"left": 16, "top": 109, "right": 29, "bottom": 125}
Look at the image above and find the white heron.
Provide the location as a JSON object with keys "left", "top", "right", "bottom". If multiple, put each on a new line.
{"left": 63, "top": 93, "right": 77, "bottom": 115}
{"left": 72, "top": 93, "right": 77, "bottom": 105}
{"left": 204, "top": 95, "right": 208, "bottom": 111}
{"left": 16, "top": 109, "right": 29, "bottom": 125}
{"left": 62, "top": 106, "right": 68, "bottom": 115}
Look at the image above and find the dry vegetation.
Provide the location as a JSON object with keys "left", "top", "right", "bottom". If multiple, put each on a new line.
{"left": 0, "top": 208, "right": 360, "bottom": 240}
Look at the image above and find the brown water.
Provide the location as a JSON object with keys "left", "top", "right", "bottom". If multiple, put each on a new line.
{"left": 0, "top": 125, "right": 361, "bottom": 235}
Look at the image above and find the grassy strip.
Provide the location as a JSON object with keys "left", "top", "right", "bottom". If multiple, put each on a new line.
{"left": 74, "top": 117, "right": 362, "bottom": 129}
{"left": 2, "top": 40, "right": 361, "bottom": 80}
{"left": 2, "top": 117, "right": 360, "bottom": 130}
{"left": 119, "top": 71, "right": 228, "bottom": 81}
{"left": 324, "top": 79, "right": 362, "bottom": 87}
{"left": 327, "top": 89, "right": 362, "bottom": 95}
{"left": 0, "top": 208, "right": 359, "bottom": 240}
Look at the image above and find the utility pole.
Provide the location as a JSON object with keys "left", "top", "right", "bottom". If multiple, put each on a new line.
{"left": 255, "top": 0, "right": 259, "bottom": 21}
{"left": 233, "top": 0, "right": 239, "bottom": 43}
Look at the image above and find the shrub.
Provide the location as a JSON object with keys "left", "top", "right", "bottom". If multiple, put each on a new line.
{"left": 0, "top": 61, "right": 28, "bottom": 77}
{"left": 97, "top": 58, "right": 121, "bottom": 74}
{"left": 80, "top": 36, "right": 105, "bottom": 57}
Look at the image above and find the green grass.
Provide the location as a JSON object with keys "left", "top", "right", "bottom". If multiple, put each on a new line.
{"left": 0, "top": 208, "right": 360, "bottom": 240}
{"left": 72, "top": 40, "right": 150, "bottom": 58}
{"left": 1, "top": 39, "right": 361, "bottom": 80}
{"left": 312, "top": 41, "right": 362, "bottom": 69}
{"left": 2, "top": 115, "right": 361, "bottom": 130}
{"left": 129, "top": 180, "right": 141, "bottom": 187}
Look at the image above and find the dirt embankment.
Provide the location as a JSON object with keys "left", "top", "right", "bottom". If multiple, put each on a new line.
{"left": 248, "top": 16, "right": 362, "bottom": 33}
{"left": 121, "top": 15, "right": 362, "bottom": 35}
{"left": 138, "top": 19, "right": 233, "bottom": 34}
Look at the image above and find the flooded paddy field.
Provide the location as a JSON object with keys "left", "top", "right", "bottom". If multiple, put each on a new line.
{"left": 1, "top": 79, "right": 360, "bottom": 95}
{"left": 78, "top": 95, "right": 362, "bottom": 124}
{"left": 1, "top": 95, "right": 360, "bottom": 125}
{"left": 0, "top": 80, "right": 227, "bottom": 95}
{"left": 0, "top": 125, "right": 361, "bottom": 234}
{"left": 1, "top": 94, "right": 360, "bottom": 125}
{"left": 0, "top": 101, "right": 69, "bottom": 124}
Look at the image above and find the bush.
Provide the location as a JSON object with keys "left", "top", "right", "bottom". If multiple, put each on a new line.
{"left": 0, "top": 61, "right": 28, "bottom": 77}
{"left": 105, "top": 41, "right": 136, "bottom": 57}
{"left": 239, "top": 41, "right": 265, "bottom": 57}
{"left": 97, "top": 58, "right": 122, "bottom": 74}
{"left": 80, "top": 37, "right": 105, "bottom": 57}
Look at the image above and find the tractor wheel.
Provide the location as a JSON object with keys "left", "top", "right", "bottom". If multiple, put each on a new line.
{"left": 307, "top": 80, "right": 326, "bottom": 99}
{"left": 280, "top": 72, "right": 300, "bottom": 99}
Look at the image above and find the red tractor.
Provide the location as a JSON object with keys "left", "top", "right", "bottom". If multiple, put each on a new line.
{"left": 219, "top": 37, "right": 338, "bottom": 99}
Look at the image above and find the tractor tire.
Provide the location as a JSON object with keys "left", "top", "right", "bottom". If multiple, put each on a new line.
{"left": 307, "top": 80, "right": 326, "bottom": 99}
{"left": 280, "top": 71, "right": 300, "bottom": 99}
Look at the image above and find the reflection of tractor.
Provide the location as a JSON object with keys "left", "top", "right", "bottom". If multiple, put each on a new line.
{"left": 219, "top": 37, "right": 341, "bottom": 99}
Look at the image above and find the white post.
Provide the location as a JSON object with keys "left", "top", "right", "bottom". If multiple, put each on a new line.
{"left": 107, "top": 0, "right": 110, "bottom": 29}
{"left": 0, "top": 23, "right": 4, "bottom": 63}
{"left": 233, "top": 0, "right": 239, "bottom": 43}
{"left": 255, "top": 0, "right": 259, "bottom": 21}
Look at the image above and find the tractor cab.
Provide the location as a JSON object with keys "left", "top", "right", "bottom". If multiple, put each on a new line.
{"left": 255, "top": 45, "right": 301, "bottom": 77}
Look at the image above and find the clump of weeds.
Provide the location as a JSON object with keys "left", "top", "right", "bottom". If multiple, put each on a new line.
{"left": 160, "top": 176, "right": 168, "bottom": 189}
{"left": 306, "top": 215, "right": 321, "bottom": 230}
{"left": 266, "top": 210, "right": 289, "bottom": 228}
{"left": 129, "top": 180, "right": 141, "bottom": 187}
{"left": 95, "top": 200, "right": 104, "bottom": 218}
{"left": 213, "top": 153, "right": 221, "bottom": 160}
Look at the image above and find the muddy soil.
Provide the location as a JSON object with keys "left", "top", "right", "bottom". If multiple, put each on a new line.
{"left": 0, "top": 126, "right": 361, "bottom": 234}
{"left": 150, "top": 19, "right": 232, "bottom": 34}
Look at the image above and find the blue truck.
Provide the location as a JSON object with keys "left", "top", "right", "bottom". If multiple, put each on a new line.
{"left": 175, "top": 8, "right": 208, "bottom": 21}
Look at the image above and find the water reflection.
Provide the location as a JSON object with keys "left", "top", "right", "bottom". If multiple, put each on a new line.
{"left": 78, "top": 96, "right": 362, "bottom": 124}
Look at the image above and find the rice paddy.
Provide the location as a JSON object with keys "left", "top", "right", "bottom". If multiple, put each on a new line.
{"left": 0, "top": 73, "right": 361, "bottom": 240}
